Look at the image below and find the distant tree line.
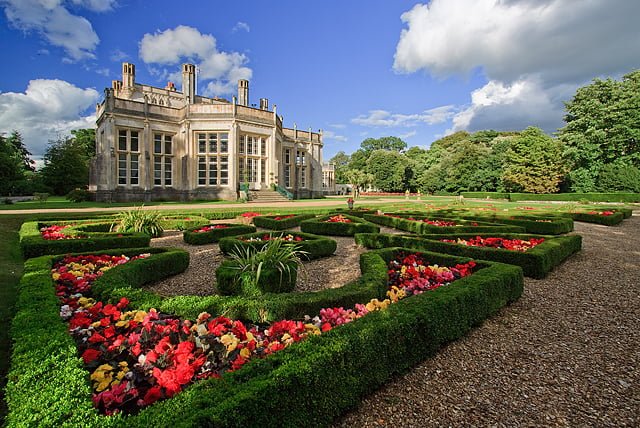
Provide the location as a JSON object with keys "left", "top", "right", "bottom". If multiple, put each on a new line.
{"left": 330, "top": 69, "right": 640, "bottom": 195}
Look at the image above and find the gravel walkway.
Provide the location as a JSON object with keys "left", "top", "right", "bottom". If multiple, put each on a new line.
{"left": 334, "top": 216, "right": 640, "bottom": 427}
{"left": 146, "top": 225, "right": 401, "bottom": 295}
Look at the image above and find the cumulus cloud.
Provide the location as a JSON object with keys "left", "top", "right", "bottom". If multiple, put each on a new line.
{"left": 0, "top": 0, "right": 116, "bottom": 61}
{"left": 139, "top": 25, "right": 253, "bottom": 97}
{"left": 394, "top": 0, "right": 640, "bottom": 133}
{"left": 0, "top": 79, "right": 99, "bottom": 156}
{"left": 322, "top": 130, "right": 348, "bottom": 143}
{"left": 232, "top": 22, "right": 250, "bottom": 33}
{"left": 352, "top": 105, "right": 455, "bottom": 127}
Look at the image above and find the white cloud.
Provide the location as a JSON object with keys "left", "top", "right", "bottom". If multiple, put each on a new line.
{"left": 394, "top": 0, "right": 640, "bottom": 133}
{"left": 329, "top": 123, "right": 346, "bottom": 129}
{"left": 352, "top": 105, "right": 455, "bottom": 127}
{"left": 399, "top": 130, "right": 417, "bottom": 139}
{"left": 322, "top": 130, "right": 348, "bottom": 143}
{"left": 109, "top": 48, "right": 128, "bottom": 62}
{"left": 0, "top": 79, "right": 99, "bottom": 156}
{"left": 138, "top": 25, "right": 253, "bottom": 97}
{"left": 0, "top": 0, "right": 115, "bottom": 61}
{"left": 232, "top": 21, "right": 250, "bottom": 33}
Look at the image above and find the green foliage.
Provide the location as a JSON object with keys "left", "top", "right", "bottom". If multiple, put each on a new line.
{"left": 360, "top": 136, "right": 407, "bottom": 153}
{"left": 0, "top": 131, "right": 37, "bottom": 196}
{"left": 355, "top": 233, "right": 581, "bottom": 279}
{"left": 40, "top": 129, "right": 95, "bottom": 196}
{"left": 362, "top": 213, "right": 525, "bottom": 235}
{"left": 596, "top": 163, "right": 640, "bottom": 192}
{"left": 158, "top": 215, "right": 209, "bottom": 231}
{"left": 66, "top": 188, "right": 92, "bottom": 202}
{"left": 252, "top": 213, "right": 317, "bottom": 230}
{"left": 502, "top": 127, "right": 566, "bottom": 193}
{"left": 366, "top": 149, "right": 409, "bottom": 192}
{"left": 112, "top": 207, "right": 164, "bottom": 238}
{"left": 19, "top": 221, "right": 151, "bottom": 259}
{"left": 182, "top": 224, "right": 256, "bottom": 245}
{"left": 508, "top": 192, "right": 640, "bottom": 203}
{"left": 217, "top": 240, "right": 305, "bottom": 295}
{"left": 328, "top": 151, "right": 351, "bottom": 184}
{"left": 218, "top": 231, "right": 337, "bottom": 260}
{"left": 300, "top": 215, "right": 380, "bottom": 236}
{"left": 559, "top": 70, "right": 640, "bottom": 192}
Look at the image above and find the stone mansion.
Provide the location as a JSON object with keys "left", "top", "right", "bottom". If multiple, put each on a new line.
{"left": 90, "top": 62, "right": 332, "bottom": 201}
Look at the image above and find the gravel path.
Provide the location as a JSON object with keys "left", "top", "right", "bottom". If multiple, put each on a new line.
{"left": 334, "top": 216, "right": 640, "bottom": 427}
{"left": 146, "top": 225, "right": 401, "bottom": 295}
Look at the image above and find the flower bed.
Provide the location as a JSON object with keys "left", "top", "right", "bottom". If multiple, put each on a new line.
{"left": 440, "top": 236, "right": 545, "bottom": 252}
{"left": 19, "top": 221, "right": 150, "bottom": 259}
{"left": 300, "top": 214, "right": 380, "bottom": 236}
{"left": 182, "top": 223, "right": 257, "bottom": 245}
{"left": 355, "top": 232, "right": 582, "bottom": 279}
{"left": 252, "top": 213, "right": 317, "bottom": 230}
{"left": 363, "top": 213, "right": 525, "bottom": 235}
{"left": 7, "top": 244, "right": 523, "bottom": 426}
{"left": 570, "top": 210, "right": 625, "bottom": 226}
{"left": 218, "top": 232, "right": 337, "bottom": 260}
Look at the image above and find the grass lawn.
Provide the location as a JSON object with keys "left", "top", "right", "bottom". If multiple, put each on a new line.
{"left": 0, "top": 197, "right": 240, "bottom": 211}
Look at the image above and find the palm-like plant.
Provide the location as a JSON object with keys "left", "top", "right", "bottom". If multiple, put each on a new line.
{"left": 111, "top": 206, "right": 164, "bottom": 238}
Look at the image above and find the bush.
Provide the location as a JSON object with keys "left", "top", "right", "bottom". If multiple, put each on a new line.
{"left": 300, "top": 214, "right": 380, "bottom": 236}
{"left": 111, "top": 207, "right": 164, "bottom": 237}
{"left": 452, "top": 214, "right": 574, "bottom": 235}
{"left": 570, "top": 211, "right": 625, "bottom": 226}
{"left": 158, "top": 215, "right": 209, "bottom": 231}
{"left": 219, "top": 231, "right": 337, "bottom": 260}
{"left": 460, "top": 192, "right": 510, "bottom": 199}
{"left": 33, "top": 192, "right": 49, "bottom": 202}
{"left": 363, "top": 213, "right": 526, "bottom": 234}
{"left": 183, "top": 224, "right": 257, "bottom": 245}
{"left": 19, "top": 221, "right": 151, "bottom": 259}
{"left": 509, "top": 193, "right": 640, "bottom": 203}
{"left": 252, "top": 213, "right": 317, "bottom": 230}
{"left": 596, "top": 163, "right": 640, "bottom": 193}
{"left": 355, "top": 233, "right": 582, "bottom": 279}
{"left": 65, "top": 188, "right": 91, "bottom": 203}
{"left": 216, "top": 240, "right": 305, "bottom": 295}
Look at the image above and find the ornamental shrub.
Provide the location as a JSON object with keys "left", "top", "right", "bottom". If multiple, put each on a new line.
{"left": 596, "top": 163, "right": 640, "bottom": 193}
{"left": 111, "top": 207, "right": 164, "bottom": 237}
{"left": 218, "top": 231, "right": 337, "bottom": 260}
{"left": 252, "top": 214, "right": 317, "bottom": 230}
{"left": 65, "top": 188, "right": 92, "bottom": 202}
{"left": 183, "top": 224, "right": 257, "bottom": 245}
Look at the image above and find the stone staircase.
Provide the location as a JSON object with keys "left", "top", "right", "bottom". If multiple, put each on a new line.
{"left": 248, "top": 189, "right": 291, "bottom": 203}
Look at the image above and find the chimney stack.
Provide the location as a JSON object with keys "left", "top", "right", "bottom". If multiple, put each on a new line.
{"left": 259, "top": 98, "right": 269, "bottom": 110}
{"left": 238, "top": 79, "right": 249, "bottom": 106}
{"left": 182, "top": 64, "right": 196, "bottom": 104}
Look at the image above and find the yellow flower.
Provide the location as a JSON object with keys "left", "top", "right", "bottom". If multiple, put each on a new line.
{"left": 220, "top": 333, "right": 239, "bottom": 354}
{"left": 52, "top": 272, "right": 60, "bottom": 281}
{"left": 240, "top": 348, "right": 251, "bottom": 359}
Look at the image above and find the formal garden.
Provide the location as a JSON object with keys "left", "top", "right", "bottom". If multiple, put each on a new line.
{"left": 0, "top": 196, "right": 635, "bottom": 426}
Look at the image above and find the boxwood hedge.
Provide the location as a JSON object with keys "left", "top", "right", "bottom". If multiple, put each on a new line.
{"left": 19, "top": 221, "right": 151, "bottom": 259}
{"left": 159, "top": 215, "right": 209, "bottom": 230}
{"left": 300, "top": 214, "right": 380, "bottom": 236}
{"left": 218, "top": 231, "right": 337, "bottom": 260}
{"left": 182, "top": 224, "right": 257, "bottom": 245}
{"left": 7, "top": 245, "right": 523, "bottom": 427}
{"left": 355, "top": 232, "right": 581, "bottom": 279}
{"left": 252, "top": 213, "right": 317, "bottom": 230}
{"left": 569, "top": 211, "right": 625, "bottom": 226}
{"left": 363, "top": 213, "right": 525, "bottom": 234}
{"left": 451, "top": 214, "right": 575, "bottom": 235}
{"left": 215, "top": 261, "right": 298, "bottom": 295}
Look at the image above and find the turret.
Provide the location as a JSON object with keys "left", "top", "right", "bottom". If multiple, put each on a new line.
{"left": 182, "top": 64, "right": 196, "bottom": 104}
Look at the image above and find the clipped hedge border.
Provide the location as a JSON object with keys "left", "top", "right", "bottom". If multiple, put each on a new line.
{"left": 300, "top": 214, "right": 380, "bottom": 236}
{"left": 218, "top": 231, "right": 337, "bottom": 260}
{"left": 159, "top": 215, "right": 209, "bottom": 230}
{"left": 569, "top": 211, "right": 625, "bottom": 226}
{"left": 182, "top": 224, "right": 257, "bottom": 245}
{"left": 509, "top": 192, "right": 640, "bottom": 203}
{"left": 450, "top": 214, "right": 575, "bottom": 235}
{"left": 5, "top": 247, "right": 189, "bottom": 427}
{"left": 19, "top": 221, "right": 151, "bottom": 259}
{"left": 460, "top": 192, "right": 510, "bottom": 199}
{"left": 8, "top": 245, "right": 523, "bottom": 427}
{"left": 331, "top": 208, "right": 379, "bottom": 218}
{"left": 363, "top": 213, "right": 525, "bottom": 235}
{"left": 252, "top": 213, "right": 317, "bottom": 230}
{"left": 355, "top": 232, "right": 581, "bottom": 279}
{"left": 215, "top": 261, "right": 298, "bottom": 295}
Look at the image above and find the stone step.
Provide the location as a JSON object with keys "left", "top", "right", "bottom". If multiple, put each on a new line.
{"left": 248, "top": 190, "right": 290, "bottom": 203}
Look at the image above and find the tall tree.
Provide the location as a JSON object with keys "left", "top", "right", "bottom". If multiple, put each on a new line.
{"left": 503, "top": 127, "right": 566, "bottom": 193}
{"left": 328, "top": 151, "right": 351, "bottom": 183}
{"left": 559, "top": 70, "right": 640, "bottom": 191}
{"left": 40, "top": 129, "right": 94, "bottom": 195}
{"left": 366, "top": 149, "right": 408, "bottom": 192}
{"left": 360, "top": 136, "right": 407, "bottom": 154}
{"left": 0, "top": 131, "right": 36, "bottom": 195}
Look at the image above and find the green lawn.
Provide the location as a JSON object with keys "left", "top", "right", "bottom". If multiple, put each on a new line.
{"left": 0, "top": 197, "right": 240, "bottom": 211}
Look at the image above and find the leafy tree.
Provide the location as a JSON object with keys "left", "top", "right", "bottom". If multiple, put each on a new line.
{"left": 360, "top": 136, "right": 407, "bottom": 154}
{"left": 366, "top": 149, "right": 408, "bottom": 192}
{"left": 596, "top": 162, "right": 640, "bottom": 192}
{"left": 503, "top": 127, "right": 566, "bottom": 193}
{"left": 40, "top": 129, "right": 95, "bottom": 195}
{"left": 559, "top": 70, "right": 640, "bottom": 191}
{"left": 0, "top": 131, "right": 37, "bottom": 195}
{"left": 328, "top": 151, "right": 351, "bottom": 183}
{"left": 343, "top": 169, "right": 374, "bottom": 197}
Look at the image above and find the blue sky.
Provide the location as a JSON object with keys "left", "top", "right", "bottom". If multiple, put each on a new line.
{"left": 1, "top": 0, "right": 639, "bottom": 162}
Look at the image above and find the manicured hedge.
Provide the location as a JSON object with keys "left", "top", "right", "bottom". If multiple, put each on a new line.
{"left": 355, "top": 232, "right": 581, "bottom": 279}
{"left": 451, "top": 214, "right": 575, "bottom": 235}
{"left": 300, "top": 214, "right": 380, "bottom": 236}
{"left": 159, "top": 215, "right": 209, "bottom": 230}
{"left": 182, "top": 224, "right": 257, "bottom": 245}
{"left": 460, "top": 192, "right": 510, "bottom": 199}
{"left": 509, "top": 192, "right": 640, "bottom": 203}
{"left": 7, "top": 245, "right": 523, "bottom": 427}
{"left": 331, "top": 207, "right": 379, "bottom": 218}
{"left": 569, "top": 211, "right": 625, "bottom": 226}
{"left": 252, "top": 213, "right": 317, "bottom": 230}
{"left": 218, "top": 231, "right": 337, "bottom": 260}
{"left": 363, "top": 214, "right": 525, "bottom": 235}
{"left": 215, "top": 261, "right": 298, "bottom": 295}
{"left": 19, "top": 221, "right": 151, "bottom": 259}
{"left": 5, "top": 247, "right": 188, "bottom": 427}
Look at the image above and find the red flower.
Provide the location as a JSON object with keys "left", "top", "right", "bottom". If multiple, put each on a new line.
{"left": 81, "top": 348, "right": 101, "bottom": 364}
